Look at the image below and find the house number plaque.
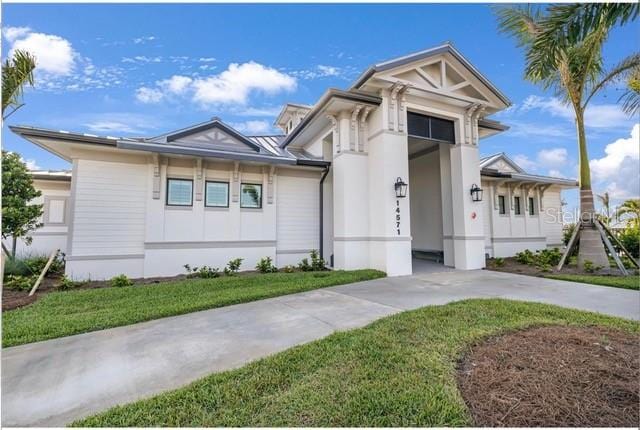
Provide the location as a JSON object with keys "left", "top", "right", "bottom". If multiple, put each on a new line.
{"left": 395, "top": 200, "right": 401, "bottom": 235}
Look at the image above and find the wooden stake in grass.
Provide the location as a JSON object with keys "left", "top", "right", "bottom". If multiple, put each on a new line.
{"left": 29, "top": 249, "right": 59, "bottom": 297}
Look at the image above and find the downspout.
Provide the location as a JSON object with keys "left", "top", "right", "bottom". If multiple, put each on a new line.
{"left": 319, "top": 165, "right": 331, "bottom": 263}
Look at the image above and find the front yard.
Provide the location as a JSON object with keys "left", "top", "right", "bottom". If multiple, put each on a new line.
{"left": 74, "top": 299, "right": 639, "bottom": 427}
{"left": 2, "top": 270, "right": 384, "bottom": 347}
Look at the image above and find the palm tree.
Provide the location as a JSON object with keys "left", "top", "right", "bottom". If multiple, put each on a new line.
{"left": 619, "top": 66, "right": 640, "bottom": 115}
{"left": 496, "top": 4, "right": 639, "bottom": 269}
{"left": 615, "top": 199, "right": 640, "bottom": 228}
{"left": 2, "top": 49, "right": 36, "bottom": 120}
{"left": 597, "top": 192, "right": 612, "bottom": 226}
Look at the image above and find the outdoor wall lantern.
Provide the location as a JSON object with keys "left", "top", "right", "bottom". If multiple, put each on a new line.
{"left": 470, "top": 183, "right": 483, "bottom": 202}
{"left": 394, "top": 177, "right": 408, "bottom": 198}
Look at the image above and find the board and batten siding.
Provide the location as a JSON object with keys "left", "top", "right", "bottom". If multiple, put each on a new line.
{"left": 70, "top": 159, "right": 147, "bottom": 257}
{"left": 276, "top": 171, "right": 319, "bottom": 265}
{"left": 542, "top": 187, "right": 564, "bottom": 246}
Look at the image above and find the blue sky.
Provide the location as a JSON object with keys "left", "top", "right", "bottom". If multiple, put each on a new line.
{"left": 2, "top": 3, "right": 639, "bottom": 213}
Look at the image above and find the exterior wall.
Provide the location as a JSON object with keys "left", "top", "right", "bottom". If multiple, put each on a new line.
{"left": 66, "top": 159, "right": 147, "bottom": 279}
{"left": 482, "top": 180, "right": 565, "bottom": 258}
{"left": 62, "top": 152, "right": 322, "bottom": 279}
{"left": 409, "top": 149, "right": 443, "bottom": 251}
{"left": 276, "top": 168, "right": 321, "bottom": 267}
{"left": 3, "top": 179, "right": 71, "bottom": 257}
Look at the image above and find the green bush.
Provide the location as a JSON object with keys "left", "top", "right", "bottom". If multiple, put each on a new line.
{"left": 223, "top": 258, "right": 243, "bottom": 276}
{"left": 515, "top": 249, "right": 535, "bottom": 265}
{"left": 110, "top": 274, "right": 133, "bottom": 288}
{"left": 255, "top": 257, "right": 278, "bottom": 273}
{"left": 183, "top": 264, "right": 220, "bottom": 279}
{"left": 582, "top": 260, "right": 603, "bottom": 274}
{"left": 618, "top": 227, "right": 639, "bottom": 258}
{"left": 3, "top": 252, "right": 66, "bottom": 278}
{"left": 298, "top": 258, "right": 312, "bottom": 272}
{"left": 536, "top": 248, "right": 562, "bottom": 267}
{"left": 309, "top": 250, "right": 327, "bottom": 271}
{"left": 563, "top": 223, "right": 577, "bottom": 246}
{"left": 3, "top": 257, "right": 31, "bottom": 277}
{"left": 281, "top": 265, "right": 296, "bottom": 273}
{"left": 493, "top": 257, "right": 505, "bottom": 267}
{"left": 57, "top": 275, "right": 83, "bottom": 291}
{"left": 4, "top": 274, "right": 35, "bottom": 291}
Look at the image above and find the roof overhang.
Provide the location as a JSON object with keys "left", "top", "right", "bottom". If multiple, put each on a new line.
{"left": 281, "top": 88, "right": 382, "bottom": 149}
{"left": 481, "top": 168, "right": 578, "bottom": 188}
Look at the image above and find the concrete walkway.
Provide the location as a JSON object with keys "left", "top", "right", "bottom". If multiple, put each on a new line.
{"left": 2, "top": 268, "right": 639, "bottom": 427}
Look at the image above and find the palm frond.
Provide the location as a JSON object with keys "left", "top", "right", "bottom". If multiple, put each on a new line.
{"left": 2, "top": 49, "right": 37, "bottom": 119}
{"left": 619, "top": 65, "right": 640, "bottom": 116}
{"left": 584, "top": 53, "right": 640, "bottom": 108}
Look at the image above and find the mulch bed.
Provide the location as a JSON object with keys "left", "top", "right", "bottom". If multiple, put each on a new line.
{"left": 457, "top": 325, "right": 639, "bottom": 427}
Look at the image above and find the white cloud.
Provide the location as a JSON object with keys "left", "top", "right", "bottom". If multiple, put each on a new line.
{"left": 7, "top": 29, "right": 76, "bottom": 75}
{"left": 192, "top": 62, "right": 296, "bottom": 105}
{"left": 159, "top": 75, "right": 192, "bottom": 94}
{"left": 198, "top": 57, "right": 216, "bottom": 62}
{"left": 3, "top": 26, "right": 31, "bottom": 42}
{"left": 590, "top": 124, "right": 640, "bottom": 199}
{"left": 294, "top": 64, "right": 343, "bottom": 79}
{"left": 548, "top": 169, "right": 567, "bottom": 178}
{"left": 520, "top": 95, "right": 632, "bottom": 129}
{"left": 133, "top": 35, "right": 156, "bottom": 44}
{"left": 21, "top": 157, "right": 40, "bottom": 171}
{"left": 231, "top": 120, "right": 272, "bottom": 134}
{"left": 512, "top": 154, "right": 538, "bottom": 171}
{"left": 505, "top": 120, "right": 573, "bottom": 139}
{"left": 122, "top": 56, "right": 162, "bottom": 64}
{"left": 537, "top": 148, "right": 568, "bottom": 167}
{"left": 83, "top": 121, "right": 143, "bottom": 134}
{"left": 135, "top": 87, "right": 164, "bottom": 104}
{"left": 135, "top": 62, "right": 296, "bottom": 107}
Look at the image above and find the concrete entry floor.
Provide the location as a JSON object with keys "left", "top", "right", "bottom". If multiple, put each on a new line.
{"left": 2, "top": 270, "right": 639, "bottom": 427}
{"left": 412, "top": 257, "right": 457, "bottom": 274}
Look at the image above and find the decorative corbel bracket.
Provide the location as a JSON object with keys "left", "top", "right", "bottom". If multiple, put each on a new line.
{"left": 326, "top": 114, "right": 339, "bottom": 153}
{"left": 388, "top": 83, "right": 402, "bottom": 131}
{"left": 538, "top": 184, "right": 551, "bottom": 210}
{"left": 397, "top": 84, "right": 410, "bottom": 133}
{"left": 349, "top": 105, "right": 363, "bottom": 151}
{"left": 194, "top": 158, "right": 203, "bottom": 201}
{"left": 358, "top": 106, "right": 373, "bottom": 152}
{"left": 152, "top": 153, "right": 161, "bottom": 200}
{"left": 267, "top": 165, "right": 276, "bottom": 204}
{"left": 231, "top": 161, "right": 240, "bottom": 202}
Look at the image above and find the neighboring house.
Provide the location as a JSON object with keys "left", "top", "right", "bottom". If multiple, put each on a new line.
{"left": 9, "top": 43, "right": 576, "bottom": 280}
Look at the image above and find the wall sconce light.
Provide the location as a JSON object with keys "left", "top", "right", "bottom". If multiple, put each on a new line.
{"left": 470, "top": 183, "right": 483, "bottom": 202}
{"left": 394, "top": 177, "right": 408, "bottom": 198}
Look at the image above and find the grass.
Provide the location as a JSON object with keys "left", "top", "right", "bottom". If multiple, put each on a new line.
{"left": 2, "top": 270, "right": 384, "bottom": 347}
{"left": 74, "top": 299, "right": 638, "bottom": 427}
{"left": 544, "top": 274, "right": 639, "bottom": 290}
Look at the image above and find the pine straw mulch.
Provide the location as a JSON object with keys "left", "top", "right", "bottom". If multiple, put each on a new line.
{"left": 457, "top": 325, "right": 639, "bottom": 427}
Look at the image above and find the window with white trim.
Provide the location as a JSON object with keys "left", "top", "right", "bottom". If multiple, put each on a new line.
{"left": 528, "top": 196, "right": 536, "bottom": 215}
{"left": 514, "top": 196, "right": 522, "bottom": 215}
{"left": 240, "top": 183, "right": 262, "bottom": 208}
{"left": 498, "top": 195, "right": 506, "bottom": 215}
{"left": 167, "top": 178, "right": 193, "bottom": 206}
{"left": 205, "top": 181, "right": 229, "bottom": 207}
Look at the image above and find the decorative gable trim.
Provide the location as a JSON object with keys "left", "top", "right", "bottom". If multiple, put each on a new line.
{"left": 165, "top": 118, "right": 262, "bottom": 152}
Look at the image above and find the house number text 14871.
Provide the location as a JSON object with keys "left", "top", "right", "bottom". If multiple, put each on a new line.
{"left": 396, "top": 199, "right": 401, "bottom": 235}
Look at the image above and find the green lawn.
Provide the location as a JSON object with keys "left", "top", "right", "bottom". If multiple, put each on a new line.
{"left": 544, "top": 274, "right": 639, "bottom": 290}
{"left": 2, "top": 270, "right": 384, "bottom": 347}
{"left": 74, "top": 299, "right": 638, "bottom": 427}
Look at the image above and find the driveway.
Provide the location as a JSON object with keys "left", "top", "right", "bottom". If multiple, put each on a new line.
{"left": 2, "top": 267, "right": 639, "bottom": 427}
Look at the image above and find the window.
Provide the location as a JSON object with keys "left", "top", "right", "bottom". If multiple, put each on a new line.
{"left": 240, "top": 183, "right": 262, "bottom": 208}
{"left": 498, "top": 195, "right": 506, "bottom": 215}
{"left": 514, "top": 196, "right": 521, "bottom": 215}
{"left": 167, "top": 178, "right": 193, "bottom": 206}
{"left": 205, "top": 181, "right": 229, "bottom": 207}
{"left": 44, "top": 197, "right": 67, "bottom": 225}
{"left": 407, "top": 111, "right": 456, "bottom": 143}
{"left": 528, "top": 197, "right": 536, "bottom": 215}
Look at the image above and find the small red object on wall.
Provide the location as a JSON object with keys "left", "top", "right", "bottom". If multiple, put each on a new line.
{"left": 471, "top": 212, "right": 477, "bottom": 219}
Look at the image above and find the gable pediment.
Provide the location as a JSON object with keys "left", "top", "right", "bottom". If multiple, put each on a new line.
{"left": 163, "top": 120, "right": 261, "bottom": 153}
{"left": 483, "top": 154, "right": 524, "bottom": 173}
{"left": 375, "top": 51, "right": 506, "bottom": 108}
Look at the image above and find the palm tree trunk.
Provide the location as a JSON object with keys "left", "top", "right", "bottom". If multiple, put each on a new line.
{"left": 575, "top": 109, "right": 610, "bottom": 270}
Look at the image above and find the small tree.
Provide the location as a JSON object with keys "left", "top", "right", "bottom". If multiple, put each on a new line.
{"left": 1, "top": 151, "right": 43, "bottom": 258}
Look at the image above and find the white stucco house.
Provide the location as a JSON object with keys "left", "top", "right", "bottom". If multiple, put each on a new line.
{"left": 9, "top": 44, "right": 576, "bottom": 280}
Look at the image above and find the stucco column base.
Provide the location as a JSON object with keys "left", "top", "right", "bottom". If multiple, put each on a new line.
{"left": 369, "top": 239, "right": 412, "bottom": 276}
{"left": 333, "top": 240, "right": 370, "bottom": 271}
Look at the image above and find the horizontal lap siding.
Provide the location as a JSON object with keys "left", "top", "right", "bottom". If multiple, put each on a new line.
{"left": 277, "top": 175, "right": 319, "bottom": 251}
{"left": 542, "top": 188, "right": 563, "bottom": 245}
{"left": 71, "top": 160, "right": 147, "bottom": 256}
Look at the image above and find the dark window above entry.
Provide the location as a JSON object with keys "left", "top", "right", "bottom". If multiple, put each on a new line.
{"left": 407, "top": 112, "right": 456, "bottom": 143}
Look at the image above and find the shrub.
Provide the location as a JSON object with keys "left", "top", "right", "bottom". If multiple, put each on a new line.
{"left": 309, "top": 250, "right": 327, "bottom": 271}
{"left": 256, "top": 257, "right": 278, "bottom": 273}
{"left": 57, "top": 275, "right": 83, "bottom": 291}
{"left": 184, "top": 264, "right": 220, "bottom": 279}
{"left": 223, "top": 258, "right": 243, "bottom": 276}
{"left": 298, "top": 258, "right": 312, "bottom": 272}
{"left": 618, "top": 227, "right": 639, "bottom": 259}
{"left": 3, "top": 257, "right": 31, "bottom": 277}
{"left": 281, "top": 265, "right": 296, "bottom": 273}
{"left": 493, "top": 257, "right": 505, "bottom": 267}
{"left": 563, "top": 223, "right": 577, "bottom": 246}
{"left": 536, "top": 248, "right": 562, "bottom": 267}
{"left": 515, "top": 249, "right": 535, "bottom": 265}
{"left": 110, "top": 274, "right": 133, "bottom": 288}
{"left": 4, "top": 274, "right": 35, "bottom": 291}
{"left": 582, "top": 260, "right": 603, "bottom": 274}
